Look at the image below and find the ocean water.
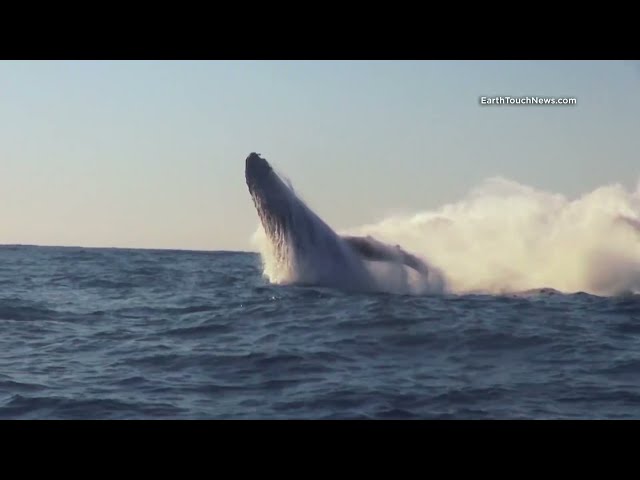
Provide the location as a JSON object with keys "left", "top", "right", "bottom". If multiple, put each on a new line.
{"left": 1, "top": 244, "right": 640, "bottom": 420}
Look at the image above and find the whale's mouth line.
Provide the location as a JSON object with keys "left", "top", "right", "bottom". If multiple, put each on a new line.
{"left": 246, "top": 155, "right": 284, "bottom": 226}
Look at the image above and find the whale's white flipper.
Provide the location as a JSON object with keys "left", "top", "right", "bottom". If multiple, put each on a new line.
{"left": 342, "top": 235, "right": 431, "bottom": 276}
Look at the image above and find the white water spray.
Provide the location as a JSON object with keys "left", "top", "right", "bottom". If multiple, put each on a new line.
{"left": 344, "top": 177, "right": 640, "bottom": 296}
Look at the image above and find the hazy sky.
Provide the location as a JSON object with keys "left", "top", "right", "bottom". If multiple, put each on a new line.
{"left": 2, "top": 60, "right": 639, "bottom": 250}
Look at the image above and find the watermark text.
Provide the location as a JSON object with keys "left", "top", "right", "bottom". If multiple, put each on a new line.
{"left": 480, "top": 96, "right": 577, "bottom": 106}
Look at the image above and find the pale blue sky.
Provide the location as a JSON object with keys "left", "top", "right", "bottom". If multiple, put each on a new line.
{"left": 1, "top": 60, "right": 638, "bottom": 250}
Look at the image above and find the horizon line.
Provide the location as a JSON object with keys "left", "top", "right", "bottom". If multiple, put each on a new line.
{"left": 0, "top": 242, "right": 259, "bottom": 254}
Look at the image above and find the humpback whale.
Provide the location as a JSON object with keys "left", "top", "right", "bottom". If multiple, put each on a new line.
{"left": 245, "top": 152, "right": 443, "bottom": 293}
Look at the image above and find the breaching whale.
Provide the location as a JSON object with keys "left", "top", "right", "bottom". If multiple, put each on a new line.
{"left": 245, "top": 152, "right": 442, "bottom": 293}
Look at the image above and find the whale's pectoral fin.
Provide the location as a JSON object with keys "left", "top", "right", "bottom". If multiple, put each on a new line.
{"left": 342, "top": 236, "right": 380, "bottom": 260}
{"left": 398, "top": 251, "right": 429, "bottom": 276}
{"left": 342, "top": 236, "right": 429, "bottom": 275}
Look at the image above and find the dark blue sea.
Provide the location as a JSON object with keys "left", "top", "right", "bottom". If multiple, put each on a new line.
{"left": 1, "top": 245, "right": 639, "bottom": 419}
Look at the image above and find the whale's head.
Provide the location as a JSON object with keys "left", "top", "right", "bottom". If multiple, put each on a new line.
{"left": 245, "top": 151, "right": 355, "bottom": 278}
{"left": 245, "top": 152, "right": 299, "bottom": 243}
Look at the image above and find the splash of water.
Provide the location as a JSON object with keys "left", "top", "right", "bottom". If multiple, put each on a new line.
{"left": 345, "top": 177, "right": 640, "bottom": 296}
